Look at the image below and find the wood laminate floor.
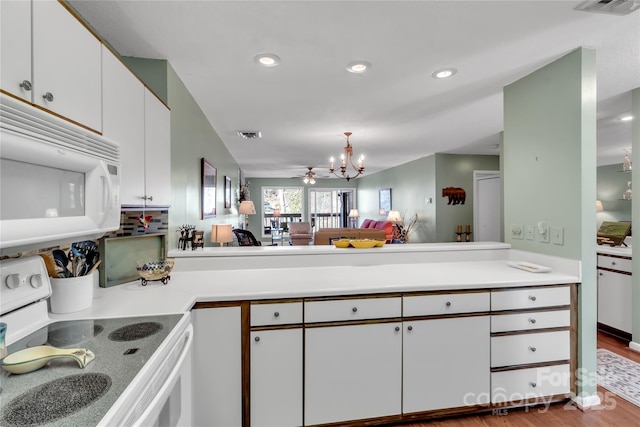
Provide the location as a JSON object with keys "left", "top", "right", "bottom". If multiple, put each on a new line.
{"left": 394, "top": 332, "right": 640, "bottom": 427}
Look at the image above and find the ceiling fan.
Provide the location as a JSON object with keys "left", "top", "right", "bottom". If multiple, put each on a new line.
{"left": 292, "top": 167, "right": 325, "bottom": 184}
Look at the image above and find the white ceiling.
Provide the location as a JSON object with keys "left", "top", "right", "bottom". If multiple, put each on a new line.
{"left": 69, "top": 0, "right": 640, "bottom": 178}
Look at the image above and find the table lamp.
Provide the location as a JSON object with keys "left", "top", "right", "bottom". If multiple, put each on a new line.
{"left": 211, "top": 224, "right": 233, "bottom": 247}
{"left": 239, "top": 201, "right": 256, "bottom": 229}
{"left": 348, "top": 208, "right": 359, "bottom": 228}
{"left": 386, "top": 210, "right": 403, "bottom": 240}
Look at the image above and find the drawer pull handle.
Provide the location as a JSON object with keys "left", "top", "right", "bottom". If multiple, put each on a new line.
{"left": 20, "top": 80, "right": 32, "bottom": 91}
{"left": 407, "top": 325, "right": 413, "bottom": 331}
{"left": 254, "top": 336, "right": 260, "bottom": 342}
{"left": 274, "top": 312, "right": 280, "bottom": 318}
{"left": 352, "top": 307, "right": 358, "bottom": 313}
{"left": 529, "top": 382, "right": 537, "bottom": 388}
{"left": 528, "top": 318, "right": 537, "bottom": 324}
{"left": 445, "top": 301, "right": 452, "bottom": 307}
{"left": 529, "top": 346, "right": 537, "bottom": 352}
{"left": 395, "top": 326, "right": 400, "bottom": 332}
{"left": 528, "top": 295, "right": 537, "bottom": 302}
{"left": 611, "top": 261, "right": 616, "bottom": 265}
{"left": 599, "top": 272, "right": 603, "bottom": 276}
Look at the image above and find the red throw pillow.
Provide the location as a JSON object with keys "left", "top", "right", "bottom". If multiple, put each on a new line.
{"left": 361, "top": 219, "right": 373, "bottom": 228}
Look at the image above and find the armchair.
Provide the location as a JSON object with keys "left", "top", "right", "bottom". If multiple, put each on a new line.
{"left": 288, "top": 222, "right": 313, "bottom": 246}
{"left": 232, "top": 228, "right": 262, "bottom": 246}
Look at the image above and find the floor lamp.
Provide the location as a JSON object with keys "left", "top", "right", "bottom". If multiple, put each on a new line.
{"left": 239, "top": 201, "right": 256, "bottom": 230}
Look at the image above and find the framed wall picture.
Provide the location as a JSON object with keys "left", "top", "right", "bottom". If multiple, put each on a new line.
{"left": 379, "top": 188, "right": 391, "bottom": 215}
{"left": 224, "top": 176, "right": 232, "bottom": 208}
{"left": 201, "top": 158, "right": 217, "bottom": 219}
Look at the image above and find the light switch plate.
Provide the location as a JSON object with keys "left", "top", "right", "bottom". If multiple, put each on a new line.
{"left": 525, "top": 225, "right": 535, "bottom": 240}
{"left": 551, "top": 227, "right": 564, "bottom": 245}
{"left": 511, "top": 224, "right": 523, "bottom": 239}
{"left": 538, "top": 221, "right": 550, "bottom": 243}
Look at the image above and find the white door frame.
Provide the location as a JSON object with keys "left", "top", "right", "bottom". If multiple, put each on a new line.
{"left": 473, "top": 170, "right": 501, "bottom": 242}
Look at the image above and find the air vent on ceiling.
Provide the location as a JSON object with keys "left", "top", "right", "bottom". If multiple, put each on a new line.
{"left": 575, "top": 0, "right": 640, "bottom": 15}
{"left": 236, "top": 131, "right": 262, "bottom": 139}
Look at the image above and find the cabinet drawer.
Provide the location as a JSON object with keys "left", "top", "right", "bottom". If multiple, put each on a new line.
{"left": 491, "top": 330, "right": 570, "bottom": 367}
{"left": 491, "top": 310, "right": 570, "bottom": 333}
{"left": 491, "top": 364, "right": 570, "bottom": 403}
{"left": 305, "top": 297, "right": 401, "bottom": 323}
{"left": 251, "top": 302, "right": 303, "bottom": 326}
{"left": 491, "top": 286, "right": 570, "bottom": 311}
{"left": 404, "top": 292, "right": 489, "bottom": 316}
{"left": 597, "top": 255, "right": 632, "bottom": 273}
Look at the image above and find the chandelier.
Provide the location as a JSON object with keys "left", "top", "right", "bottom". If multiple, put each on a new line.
{"left": 329, "top": 132, "right": 364, "bottom": 181}
{"left": 303, "top": 167, "right": 316, "bottom": 185}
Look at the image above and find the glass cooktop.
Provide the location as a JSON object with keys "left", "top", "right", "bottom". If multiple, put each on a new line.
{"left": 0, "top": 314, "right": 182, "bottom": 427}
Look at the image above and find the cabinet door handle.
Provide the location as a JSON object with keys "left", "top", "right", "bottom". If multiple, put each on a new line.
{"left": 599, "top": 272, "right": 603, "bottom": 276}
{"left": 407, "top": 325, "right": 413, "bottom": 331}
{"left": 528, "top": 295, "right": 537, "bottom": 302}
{"left": 273, "top": 311, "right": 280, "bottom": 317}
{"left": 254, "top": 336, "right": 260, "bottom": 342}
{"left": 445, "top": 301, "right": 452, "bottom": 307}
{"left": 395, "top": 326, "right": 400, "bottom": 332}
{"left": 528, "top": 318, "right": 537, "bottom": 324}
{"left": 611, "top": 261, "right": 616, "bottom": 266}
{"left": 20, "top": 80, "right": 32, "bottom": 91}
{"left": 142, "top": 195, "right": 154, "bottom": 201}
{"left": 43, "top": 92, "right": 54, "bottom": 102}
{"left": 352, "top": 307, "right": 358, "bottom": 313}
{"left": 529, "top": 382, "right": 537, "bottom": 388}
{"left": 529, "top": 346, "right": 537, "bottom": 352}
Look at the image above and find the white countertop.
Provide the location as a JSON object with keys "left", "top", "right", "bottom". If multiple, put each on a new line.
{"left": 51, "top": 248, "right": 581, "bottom": 321}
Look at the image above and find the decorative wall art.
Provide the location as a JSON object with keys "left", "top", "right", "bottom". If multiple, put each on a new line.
{"left": 442, "top": 187, "right": 466, "bottom": 205}
{"left": 201, "top": 158, "right": 217, "bottom": 219}
{"left": 224, "top": 176, "right": 232, "bottom": 208}
{"left": 379, "top": 188, "right": 392, "bottom": 215}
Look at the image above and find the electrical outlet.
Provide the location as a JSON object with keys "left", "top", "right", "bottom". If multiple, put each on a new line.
{"left": 525, "top": 225, "right": 535, "bottom": 240}
{"left": 551, "top": 227, "right": 564, "bottom": 245}
{"left": 511, "top": 224, "right": 523, "bottom": 239}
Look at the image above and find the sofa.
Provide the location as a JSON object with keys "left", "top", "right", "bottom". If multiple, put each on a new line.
{"left": 360, "top": 219, "right": 395, "bottom": 242}
{"left": 288, "top": 222, "right": 313, "bottom": 246}
{"left": 313, "top": 227, "right": 386, "bottom": 245}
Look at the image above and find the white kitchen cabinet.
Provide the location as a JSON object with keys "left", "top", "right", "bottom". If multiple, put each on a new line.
{"left": 142, "top": 89, "right": 171, "bottom": 207}
{"left": 0, "top": 0, "right": 32, "bottom": 102}
{"left": 192, "top": 306, "right": 242, "bottom": 427}
{"left": 598, "top": 267, "right": 632, "bottom": 334}
{"left": 250, "top": 328, "right": 302, "bottom": 427}
{"left": 403, "top": 316, "right": 490, "bottom": 413}
{"left": 305, "top": 322, "right": 402, "bottom": 425}
{"left": 101, "top": 46, "right": 145, "bottom": 206}
{"left": 32, "top": 0, "right": 102, "bottom": 131}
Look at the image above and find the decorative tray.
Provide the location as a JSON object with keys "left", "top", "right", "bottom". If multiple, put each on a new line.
{"left": 332, "top": 239, "right": 385, "bottom": 249}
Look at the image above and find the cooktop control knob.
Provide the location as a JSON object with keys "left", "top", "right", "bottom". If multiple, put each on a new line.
{"left": 30, "top": 274, "right": 44, "bottom": 288}
{"left": 6, "top": 273, "right": 22, "bottom": 289}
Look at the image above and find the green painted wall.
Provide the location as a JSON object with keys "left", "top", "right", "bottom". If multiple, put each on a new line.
{"left": 632, "top": 87, "right": 639, "bottom": 347}
{"left": 435, "top": 154, "right": 500, "bottom": 242}
{"left": 122, "top": 57, "right": 168, "bottom": 104}
{"left": 503, "top": 48, "right": 597, "bottom": 400}
{"left": 596, "top": 163, "right": 632, "bottom": 227}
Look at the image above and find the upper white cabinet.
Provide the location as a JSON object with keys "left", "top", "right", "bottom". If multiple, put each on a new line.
{"left": 102, "top": 47, "right": 145, "bottom": 206}
{"left": 143, "top": 89, "right": 171, "bottom": 207}
{"left": 0, "top": 0, "right": 32, "bottom": 103}
{"left": 102, "top": 47, "right": 171, "bottom": 208}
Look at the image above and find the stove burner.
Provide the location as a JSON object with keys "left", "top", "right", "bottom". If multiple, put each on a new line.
{"left": 108, "top": 322, "right": 163, "bottom": 342}
{"left": 47, "top": 322, "right": 104, "bottom": 348}
{"left": 0, "top": 373, "right": 111, "bottom": 426}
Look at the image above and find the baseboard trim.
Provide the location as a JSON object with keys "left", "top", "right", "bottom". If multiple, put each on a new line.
{"left": 572, "top": 394, "right": 602, "bottom": 411}
{"left": 630, "top": 341, "right": 640, "bottom": 353}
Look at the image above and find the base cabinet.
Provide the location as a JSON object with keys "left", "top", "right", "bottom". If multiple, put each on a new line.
{"left": 597, "top": 254, "right": 632, "bottom": 335}
{"left": 250, "top": 328, "right": 303, "bottom": 427}
{"left": 305, "top": 322, "right": 402, "bottom": 425}
{"left": 403, "top": 316, "right": 490, "bottom": 413}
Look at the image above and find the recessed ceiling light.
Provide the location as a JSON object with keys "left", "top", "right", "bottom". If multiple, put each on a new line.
{"left": 254, "top": 53, "right": 280, "bottom": 67}
{"left": 619, "top": 115, "right": 634, "bottom": 122}
{"left": 346, "top": 61, "right": 372, "bottom": 74}
{"left": 432, "top": 68, "right": 457, "bottom": 79}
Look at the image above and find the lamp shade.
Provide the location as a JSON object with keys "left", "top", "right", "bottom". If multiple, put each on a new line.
{"left": 239, "top": 201, "right": 256, "bottom": 215}
{"left": 596, "top": 200, "right": 604, "bottom": 212}
{"left": 348, "top": 209, "right": 359, "bottom": 218}
{"left": 386, "top": 210, "right": 402, "bottom": 222}
{"left": 211, "top": 224, "right": 233, "bottom": 246}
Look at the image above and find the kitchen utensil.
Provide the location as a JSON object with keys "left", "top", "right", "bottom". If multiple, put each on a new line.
{"left": 38, "top": 254, "right": 59, "bottom": 278}
{"left": 52, "top": 249, "right": 72, "bottom": 278}
{"left": 1, "top": 345, "right": 95, "bottom": 374}
{"left": 87, "top": 260, "right": 102, "bottom": 276}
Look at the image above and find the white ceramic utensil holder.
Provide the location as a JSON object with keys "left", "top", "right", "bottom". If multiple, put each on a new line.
{"left": 49, "top": 272, "right": 95, "bottom": 314}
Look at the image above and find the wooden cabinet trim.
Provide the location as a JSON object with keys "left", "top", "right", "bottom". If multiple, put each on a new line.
{"left": 598, "top": 266, "right": 632, "bottom": 276}
{"left": 490, "top": 326, "right": 571, "bottom": 337}
{"left": 490, "top": 360, "right": 571, "bottom": 372}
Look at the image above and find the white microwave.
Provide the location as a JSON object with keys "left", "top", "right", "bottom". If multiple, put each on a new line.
{"left": 0, "top": 95, "right": 120, "bottom": 255}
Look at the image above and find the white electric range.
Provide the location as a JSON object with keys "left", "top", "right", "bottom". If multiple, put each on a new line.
{"left": 0, "top": 256, "right": 193, "bottom": 426}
